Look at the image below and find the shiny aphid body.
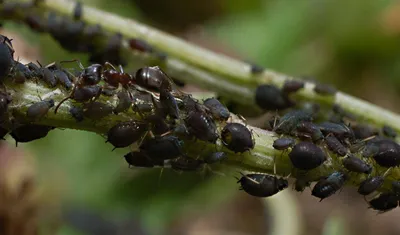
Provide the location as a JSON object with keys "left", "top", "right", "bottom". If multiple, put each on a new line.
{"left": 26, "top": 99, "right": 54, "bottom": 121}
{"left": 382, "top": 125, "right": 397, "bottom": 138}
{"left": 358, "top": 176, "right": 385, "bottom": 196}
{"left": 273, "top": 137, "right": 295, "bottom": 151}
{"left": 342, "top": 155, "right": 372, "bottom": 174}
{"left": 311, "top": 171, "right": 347, "bottom": 201}
{"left": 238, "top": 174, "right": 288, "bottom": 198}
{"left": 296, "top": 121, "right": 323, "bottom": 142}
{"left": 274, "top": 110, "right": 312, "bottom": 135}
{"left": 123, "top": 151, "right": 163, "bottom": 168}
{"left": 325, "top": 135, "right": 347, "bottom": 156}
{"left": 0, "top": 35, "right": 14, "bottom": 80}
{"left": 370, "top": 139, "right": 400, "bottom": 168}
{"left": 203, "top": 98, "right": 230, "bottom": 121}
{"left": 82, "top": 101, "right": 113, "bottom": 120}
{"left": 319, "top": 122, "right": 354, "bottom": 141}
{"left": 282, "top": 80, "right": 304, "bottom": 93}
{"left": 255, "top": 84, "right": 293, "bottom": 110}
{"left": 221, "top": 123, "right": 254, "bottom": 153}
{"left": 368, "top": 193, "right": 398, "bottom": 213}
{"left": 185, "top": 110, "right": 218, "bottom": 143}
{"left": 169, "top": 157, "right": 204, "bottom": 171}
{"left": 135, "top": 66, "right": 167, "bottom": 92}
{"left": 139, "top": 136, "right": 184, "bottom": 160}
{"left": 10, "top": 124, "right": 54, "bottom": 146}
{"left": 106, "top": 121, "right": 147, "bottom": 149}
{"left": 289, "top": 142, "right": 326, "bottom": 170}
{"left": 159, "top": 79, "right": 179, "bottom": 119}
{"left": 114, "top": 90, "right": 131, "bottom": 114}
{"left": 69, "top": 106, "right": 84, "bottom": 122}
{"left": 313, "top": 83, "right": 337, "bottom": 96}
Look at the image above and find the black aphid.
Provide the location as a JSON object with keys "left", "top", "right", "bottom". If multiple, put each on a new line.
{"left": 368, "top": 193, "right": 398, "bottom": 213}
{"left": 342, "top": 155, "right": 372, "bottom": 174}
{"left": 10, "top": 124, "right": 54, "bottom": 146}
{"left": 204, "top": 152, "right": 227, "bottom": 164}
{"left": 250, "top": 63, "right": 264, "bottom": 74}
{"left": 357, "top": 176, "right": 385, "bottom": 196}
{"left": 289, "top": 142, "right": 326, "bottom": 170}
{"left": 203, "top": 98, "right": 230, "bottom": 121}
{"left": 282, "top": 80, "right": 304, "bottom": 93}
{"left": 53, "top": 69, "right": 73, "bottom": 90}
{"left": 39, "top": 67, "right": 57, "bottom": 87}
{"left": 314, "top": 83, "right": 337, "bottom": 96}
{"left": 273, "top": 137, "right": 295, "bottom": 151}
{"left": 238, "top": 173, "right": 288, "bottom": 197}
{"left": 123, "top": 151, "right": 163, "bottom": 168}
{"left": 11, "top": 61, "right": 30, "bottom": 83}
{"left": 0, "top": 35, "right": 14, "bottom": 80}
{"left": 319, "top": 122, "right": 354, "bottom": 141}
{"left": 82, "top": 102, "right": 113, "bottom": 120}
{"left": 392, "top": 181, "right": 400, "bottom": 196}
{"left": 69, "top": 106, "right": 84, "bottom": 122}
{"left": 382, "top": 125, "right": 397, "bottom": 138}
{"left": 274, "top": 110, "right": 312, "bottom": 135}
{"left": 72, "top": 85, "right": 102, "bottom": 102}
{"left": 128, "top": 38, "right": 154, "bottom": 53}
{"left": 311, "top": 171, "right": 347, "bottom": 201}
{"left": 296, "top": 122, "right": 323, "bottom": 142}
{"left": 325, "top": 135, "right": 347, "bottom": 156}
{"left": 352, "top": 124, "right": 377, "bottom": 140}
{"left": 255, "top": 84, "right": 293, "bottom": 110}
{"left": 370, "top": 139, "right": 400, "bottom": 168}
{"left": 135, "top": 66, "right": 167, "bottom": 92}
{"left": 26, "top": 99, "right": 54, "bottom": 121}
{"left": 170, "top": 157, "right": 204, "bottom": 171}
{"left": 185, "top": 111, "right": 219, "bottom": 143}
{"left": 221, "top": 123, "right": 254, "bottom": 153}
{"left": 159, "top": 79, "right": 179, "bottom": 119}
{"left": 114, "top": 90, "right": 131, "bottom": 114}
{"left": 140, "top": 135, "right": 184, "bottom": 160}
{"left": 106, "top": 121, "right": 147, "bottom": 149}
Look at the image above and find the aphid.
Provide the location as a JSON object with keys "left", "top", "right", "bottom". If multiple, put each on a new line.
{"left": 11, "top": 61, "right": 30, "bottom": 83}
{"left": 53, "top": 69, "right": 73, "bottom": 90}
{"left": 146, "top": 114, "right": 170, "bottom": 135}
{"left": 26, "top": 99, "right": 54, "bottom": 121}
{"left": 82, "top": 102, "right": 113, "bottom": 120}
{"left": 106, "top": 121, "right": 147, "bottom": 149}
{"left": 169, "top": 157, "right": 204, "bottom": 171}
{"left": 39, "top": 67, "right": 57, "bottom": 87}
{"left": 159, "top": 79, "right": 179, "bottom": 119}
{"left": 221, "top": 123, "right": 254, "bottom": 153}
{"left": 255, "top": 84, "right": 293, "bottom": 110}
{"left": 135, "top": 66, "right": 167, "bottom": 92}
{"left": 185, "top": 111, "right": 219, "bottom": 143}
{"left": 332, "top": 104, "right": 356, "bottom": 121}
{"left": 203, "top": 98, "right": 230, "bottom": 121}
{"left": 294, "top": 178, "right": 311, "bottom": 192}
{"left": 0, "top": 35, "right": 14, "bottom": 80}
{"left": 311, "top": 171, "right": 347, "bottom": 201}
{"left": 282, "top": 80, "right": 304, "bottom": 93}
{"left": 140, "top": 135, "right": 184, "bottom": 160}
{"left": 382, "top": 125, "right": 397, "bottom": 138}
{"left": 114, "top": 90, "right": 131, "bottom": 114}
{"left": 358, "top": 176, "right": 385, "bottom": 196}
{"left": 237, "top": 173, "right": 288, "bottom": 197}
{"left": 273, "top": 137, "right": 295, "bottom": 151}
{"left": 368, "top": 193, "right": 398, "bottom": 213}
{"left": 128, "top": 38, "right": 154, "bottom": 53}
{"left": 352, "top": 124, "right": 377, "bottom": 140}
{"left": 314, "top": 83, "right": 337, "bottom": 96}
{"left": 123, "top": 151, "right": 163, "bottom": 168}
{"left": 204, "top": 152, "right": 227, "bottom": 164}
{"left": 370, "top": 139, "right": 400, "bottom": 168}
{"left": 27, "top": 62, "right": 40, "bottom": 73}
{"left": 250, "top": 64, "right": 264, "bottom": 74}
{"left": 296, "top": 122, "right": 323, "bottom": 142}
{"left": 318, "top": 122, "right": 354, "bottom": 141}
{"left": 274, "top": 110, "right": 312, "bottom": 135}
{"left": 10, "top": 124, "right": 54, "bottom": 146}
{"left": 289, "top": 142, "right": 326, "bottom": 170}
{"left": 325, "top": 135, "right": 347, "bottom": 156}
{"left": 69, "top": 106, "right": 84, "bottom": 122}
{"left": 73, "top": 1, "right": 82, "bottom": 21}
{"left": 342, "top": 155, "right": 372, "bottom": 174}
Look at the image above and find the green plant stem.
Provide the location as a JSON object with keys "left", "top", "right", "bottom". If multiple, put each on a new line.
{"left": 7, "top": 79, "right": 400, "bottom": 190}
{"left": 43, "top": 0, "right": 400, "bottom": 132}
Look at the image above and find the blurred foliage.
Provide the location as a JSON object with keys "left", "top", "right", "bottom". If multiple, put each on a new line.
{"left": 5, "top": 0, "right": 400, "bottom": 234}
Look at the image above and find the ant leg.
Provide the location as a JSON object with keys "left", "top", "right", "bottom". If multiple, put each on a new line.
{"left": 54, "top": 84, "right": 77, "bottom": 114}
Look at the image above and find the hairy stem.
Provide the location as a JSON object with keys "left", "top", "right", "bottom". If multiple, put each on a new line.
{"left": 43, "top": 0, "right": 400, "bottom": 133}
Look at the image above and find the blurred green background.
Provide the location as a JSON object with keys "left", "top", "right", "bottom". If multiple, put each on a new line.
{"left": 5, "top": 0, "right": 400, "bottom": 234}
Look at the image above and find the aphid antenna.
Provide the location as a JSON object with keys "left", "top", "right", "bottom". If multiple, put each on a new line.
{"left": 54, "top": 84, "right": 77, "bottom": 114}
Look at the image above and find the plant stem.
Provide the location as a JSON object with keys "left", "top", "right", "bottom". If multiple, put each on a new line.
{"left": 43, "top": 0, "right": 400, "bottom": 133}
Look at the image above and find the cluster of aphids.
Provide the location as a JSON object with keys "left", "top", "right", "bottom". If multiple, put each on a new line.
{"left": 0, "top": 33, "right": 257, "bottom": 189}
{"left": 237, "top": 78, "right": 400, "bottom": 213}
{"left": 0, "top": 0, "right": 167, "bottom": 66}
